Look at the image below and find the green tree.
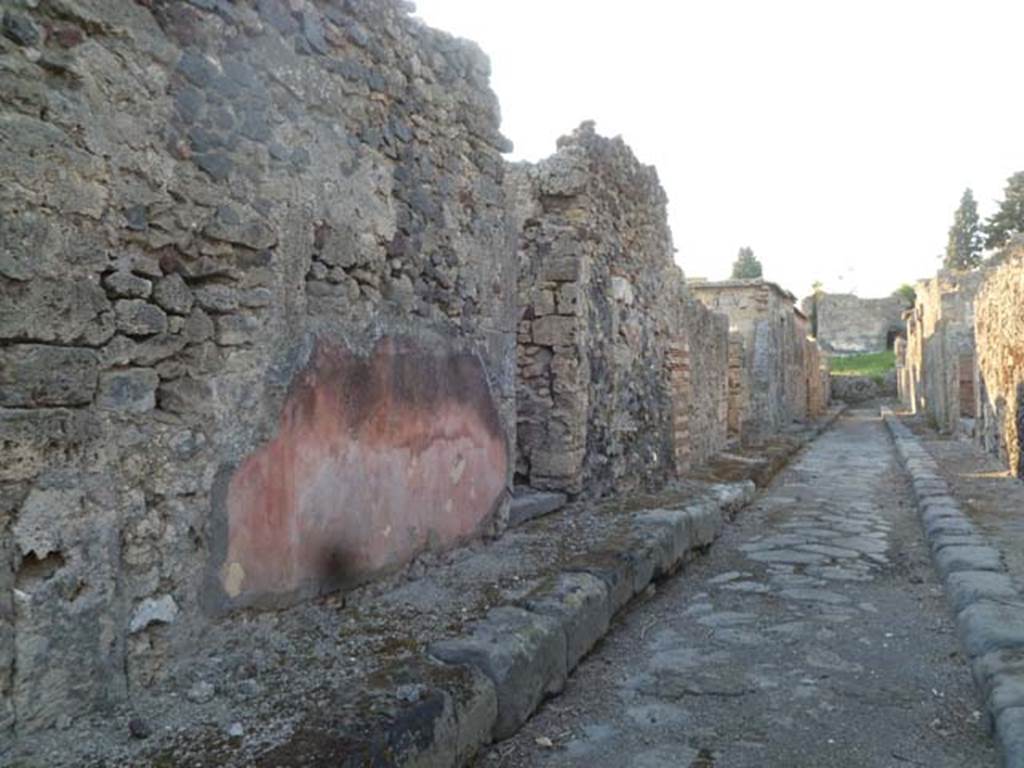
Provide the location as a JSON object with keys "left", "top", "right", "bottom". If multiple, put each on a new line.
{"left": 730, "top": 247, "right": 763, "bottom": 279}
{"left": 944, "top": 188, "right": 982, "bottom": 269}
{"left": 893, "top": 283, "right": 916, "bottom": 305}
{"left": 984, "top": 171, "right": 1024, "bottom": 250}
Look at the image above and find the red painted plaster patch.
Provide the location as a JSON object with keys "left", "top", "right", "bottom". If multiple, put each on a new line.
{"left": 219, "top": 337, "right": 507, "bottom": 603}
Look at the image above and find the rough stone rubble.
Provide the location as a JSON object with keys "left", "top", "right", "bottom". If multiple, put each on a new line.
{"left": 0, "top": 0, "right": 828, "bottom": 751}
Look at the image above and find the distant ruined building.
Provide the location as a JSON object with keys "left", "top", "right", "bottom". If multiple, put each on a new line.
{"left": 0, "top": 0, "right": 828, "bottom": 745}
{"left": 802, "top": 293, "right": 909, "bottom": 355}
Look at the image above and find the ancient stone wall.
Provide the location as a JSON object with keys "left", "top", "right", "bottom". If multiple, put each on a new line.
{"left": 511, "top": 124, "right": 729, "bottom": 497}
{"left": 974, "top": 250, "right": 1024, "bottom": 477}
{"left": 692, "top": 280, "right": 818, "bottom": 443}
{"left": 805, "top": 293, "right": 908, "bottom": 354}
{"left": 903, "top": 270, "right": 985, "bottom": 433}
{"left": 0, "top": 0, "right": 517, "bottom": 735}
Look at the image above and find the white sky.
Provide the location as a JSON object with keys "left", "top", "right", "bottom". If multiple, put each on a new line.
{"left": 414, "top": 0, "right": 1024, "bottom": 300}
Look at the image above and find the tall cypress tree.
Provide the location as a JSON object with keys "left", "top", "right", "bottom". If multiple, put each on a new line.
{"left": 730, "top": 247, "right": 763, "bottom": 279}
{"left": 984, "top": 171, "right": 1024, "bottom": 250}
{"left": 944, "top": 188, "right": 983, "bottom": 270}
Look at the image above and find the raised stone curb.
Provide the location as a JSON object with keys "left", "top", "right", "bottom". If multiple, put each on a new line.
{"left": 426, "top": 483, "right": 748, "bottom": 746}
{"left": 882, "top": 407, "right": 1024, "bottom": 767}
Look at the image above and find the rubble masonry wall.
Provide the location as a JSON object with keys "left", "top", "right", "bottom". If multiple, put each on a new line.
{"left": 974, "top": 251, "right": 1024, "bottom": 477}
{"left": 511, "top": 124, "right": 729, "bottom": 498}
{"left": 0, "top": 0, "right": 517, "bottom": 735}
{"left": 902, "top": 270, "right": 984, "bottom": 434}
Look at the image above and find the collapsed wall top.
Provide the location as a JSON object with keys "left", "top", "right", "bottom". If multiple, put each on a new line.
{"left": 511, "top": 122, "right": 730, "bottom": 497}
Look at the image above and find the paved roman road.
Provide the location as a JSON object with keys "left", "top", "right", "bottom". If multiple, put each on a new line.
{"left": 483, "top": 409, "right": 996, "bottom": 767}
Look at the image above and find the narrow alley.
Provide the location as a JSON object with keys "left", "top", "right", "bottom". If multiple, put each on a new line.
{"left": 485, "top": 409, "right": 997, "bottom": 767}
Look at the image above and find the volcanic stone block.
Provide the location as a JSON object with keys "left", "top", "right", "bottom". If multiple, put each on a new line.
{"left": 429, "top": 606, "right": 567, "bottom": 740}
{"left": 0, "top": 345, "right": 98, "bottom": 406}
{"left": 565, "top": 551, "right": 635, "bottom": 617}
{"left": 633, "top": 508, "right": 693, "bottom": 572}
{"left": 934, "top": 545, "right": 1003, "bottom": 577}
{"left": 97, "top": 369, "right": 159, "bottom": 413}
{"left": 114, "top": 300, "right": 168, "bottom": 336}
{"left": 996, "top": 707, "right": 1024, "bottom": 768}
{"left": 508, "top": 489, "right": 567, "bottom": 527}
{"left": 521, "top": 572, "right": 609, "bottom": 670}
{"left": 682, "top": 501, "right": 724, "bottom": 548}
{"left": 958, "top": 602, "right": 1024, "bottom": 658}
{"left": 946, "top": 571, "right": 1019, "bottom": 615}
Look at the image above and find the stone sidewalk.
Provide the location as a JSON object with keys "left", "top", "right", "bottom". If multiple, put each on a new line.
{"left": 885, "top": 409, "right": 1024, "bottom": 767}
{"left": 485, "top": 408, "right": 995, "bottom": 766}
{"left": 8, "top": 411, "right": 843, "bottom": 767}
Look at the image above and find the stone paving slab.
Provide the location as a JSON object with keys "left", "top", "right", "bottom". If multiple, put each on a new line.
{"left": 481, "top": 406, "right": 995, "bottom": 767}
{"left": 884, "top": 407, "right": 1024, "bottom": 767}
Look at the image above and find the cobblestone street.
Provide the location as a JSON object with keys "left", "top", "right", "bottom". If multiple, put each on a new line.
{"left": 484, "top": 409, "right": 997, "bottom": 767}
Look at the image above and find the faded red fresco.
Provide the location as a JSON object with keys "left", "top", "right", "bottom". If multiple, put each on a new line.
{"left": 218, "top": 337, "right": 507, "bottom": 604}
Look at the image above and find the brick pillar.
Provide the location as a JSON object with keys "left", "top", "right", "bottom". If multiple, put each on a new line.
{"left": 667, "top": 337, "right": 692, "bottom": 475}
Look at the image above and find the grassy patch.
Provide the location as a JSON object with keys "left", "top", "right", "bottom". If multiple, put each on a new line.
{"left": 829, "top": 350, "right": 895, "bottom": 382}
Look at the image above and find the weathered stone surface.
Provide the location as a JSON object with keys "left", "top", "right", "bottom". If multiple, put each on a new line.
{"left": 971, "top": 648, "right": 1024, "bottom": 710}
{"left": 566, "top": 551, "right": 636, "bottom": 617}
{"left": 128, "top": 595, "right": 180, "bottom": 634}
{"left": 429, "top": 606, "right": 567, "bottom": 740}
{"left": 934, "top": 545, "right": 1004, "bottom": 576}
{"left": 152, "top": 274, "right": 194, "bottom": 315}
{"left": 521, "top": 572, "right": 609, "bottom": 670}
{"left": 0, "top": 0, "right": 522, "bottom": 738}
{"left": 0, "top": 346, "right": 98, "bottom": 407}
{"left": 958, "top": 602, "right": 1024, "bottom": 658}
{"left": 633, "top": 508, "right": 694, "bottom": 569}
{"left": 103, "top": 271, "right": 152, "bottom": 299}
{"left": 682, "top": 502, "right": 724, "bottom": 548}
{"left": 974, "top": 249, "right": 1024, "bottom": 477}
{"left": 114, "top": 300, "right": 168, "bottom": 337}
{"left": 995, "top": 706, "right": 1024, "bottom": 768}
{"left": 1, "top": 279, "right": 114, "bottom": 345}
{"left": 508, "top": 488, "right": 567, "bottom": 527}
{"left": 255, "top": 658, "right": 497, "bottom": 768}
{"left": 97, "top": 369, "right": 159, "bottom": 413}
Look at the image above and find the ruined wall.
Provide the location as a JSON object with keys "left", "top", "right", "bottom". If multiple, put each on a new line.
{"left": 511, "top": 124, "right": 729, "bottom": 497}
{"left": 683, "top": 298, "right": 731, "bottom": 467}
{"left": 0, "top": 0, "right": 517, "bottom": 736}
{"left": 975, "top": 251, "right": 1024, "bottom": 477}
{"left": 692, "top": 280, "right": 815, "bottom": 443}
{"left": 807, "top": 292, "right": 908, "bottom": 354}
{"left": 904, "top": 270, "right": 985, "bottom": 433}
